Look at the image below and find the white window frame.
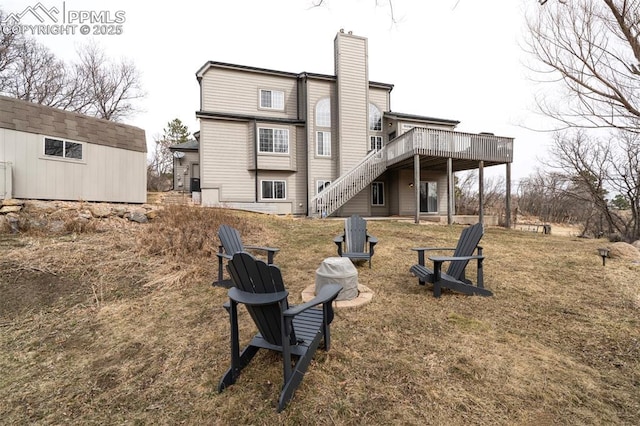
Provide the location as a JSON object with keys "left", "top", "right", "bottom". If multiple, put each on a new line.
{"left": 370, "top": 135, "right": 383, "bottom": 151}
{"left": 259, "top": 89, "right": 285, "bottom": 110}
{"left": 261, "top": 180, "right": 286, "bottom": 200}
{"left": 42, "top": 137, "right": 85, "bottom": 162}
{"left": 371, "top": 181, "right": 384, "bottom": 206}
{"left": 315, "top": 98, "right": 331, "bottom": 127}
{"left": 317, "top": 131, "right": 331, "bottom": 157}
{"left": 369, "top": 103, "right": 382, "bottom": 131}
{"left": 258, "top": 127, "right": 289, "bottom": 154}
{"left": 316, "top": 179, "right": 331, "bottom": 194}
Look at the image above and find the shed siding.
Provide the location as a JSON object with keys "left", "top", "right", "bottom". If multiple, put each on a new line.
{"left": 0, "top": 128, "right": 146, "bottom": 203}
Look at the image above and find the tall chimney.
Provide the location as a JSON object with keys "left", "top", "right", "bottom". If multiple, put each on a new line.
{"left": 334, "top": 31, "right": 369, "bottom": 174}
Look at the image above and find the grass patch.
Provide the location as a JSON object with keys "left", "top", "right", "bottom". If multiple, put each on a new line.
{"left": 1, "top": 208, "right": 639, "bottom": 424}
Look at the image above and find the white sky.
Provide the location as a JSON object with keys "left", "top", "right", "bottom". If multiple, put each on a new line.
{"left": 2, "top": 0, "right": 554, "bottom": 185}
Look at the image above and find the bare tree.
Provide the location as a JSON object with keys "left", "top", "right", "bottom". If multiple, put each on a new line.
{"left": 1, "top": 9, "right": 144, "bottom": 122}
{"left": 525, "top": 0, "right": 640, "bottom": 131}
{"left": 545, "top": 130, "right": 639, "bottom": 240}
{"left": 74, "top": 42, "right": 145, "bottom": 121}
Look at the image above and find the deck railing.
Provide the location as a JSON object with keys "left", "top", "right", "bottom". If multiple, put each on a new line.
{"left": 308, "top": 127, "right": 513, "bottom": 218}
{"left": 385, "top": 127, "right": 513, "bottom": 166}
{"left": 309, "top": 149, "right": 386, "bottom": 218}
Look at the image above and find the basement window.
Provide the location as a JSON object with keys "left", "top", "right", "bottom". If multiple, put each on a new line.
{"left": 44, "top": 137, "right": 84, "bottom": 160}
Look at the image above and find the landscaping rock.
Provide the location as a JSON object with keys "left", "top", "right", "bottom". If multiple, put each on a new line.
{"left": 128, "top": 212, "right": 148, "bottom": 223}
{"left": 0, "top": 215, "right": 8, "bottom": 232}
{"left": 606, "top": 242, "right": 640, "bottom": 261}
{"left": 145, "top": 210, "right": 159, "bottom": 220}
{"left": 5, "top": 213, "right": 19, "bottom": 233}
{"left": 0, "top": 205, "right": 22, "bottom": 214}
{"left": 90, "top": 205, "right": 112, "bottom": 218}
{"left": 1, "top": 199, "right": 24, "bottom": 207}
{"left": 632, "top": 240, "right": 640, "bottom": 250}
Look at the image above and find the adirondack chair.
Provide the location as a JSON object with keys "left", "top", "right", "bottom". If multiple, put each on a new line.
{"left": 218, "top": 252, "right": 341, "bottom": 412}
{"left": 334, "top": 214, "right": 378, "bottom": 268}
{"left": 409, "top": 223, "right": 492, "bottom": 298}
{"left": 214, "top": 224, "right": 279, "bottom": 288}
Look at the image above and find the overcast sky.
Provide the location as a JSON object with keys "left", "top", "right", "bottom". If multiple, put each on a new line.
{"left": 3, "top": 0, "right": 553, "bottom": 185}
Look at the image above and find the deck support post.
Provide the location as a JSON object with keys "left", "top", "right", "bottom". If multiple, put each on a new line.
{"left": 414, "top": 154, "right": 420, "bottom": 224}
{"left": 447, "top": 157, "right": 453, "bottom": 225}
{"left": 505, "top": 162, "right": 512, "bottom": 228}
{"left": 478, "top": 160, "right": 484, "bottom": 225}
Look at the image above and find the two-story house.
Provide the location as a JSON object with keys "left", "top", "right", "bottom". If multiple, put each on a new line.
{"left": 195, "top": 30, "right": 514, "bottom": 223}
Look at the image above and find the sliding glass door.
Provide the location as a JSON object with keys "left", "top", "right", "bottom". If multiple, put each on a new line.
{"left": 419, "top": 181, "right": 438, "bottom": 213}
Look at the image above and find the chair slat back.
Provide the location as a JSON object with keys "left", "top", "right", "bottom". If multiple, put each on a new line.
{"left": 447, "top": 223, "right": 483, "bottom": 279}
{"left": 219, "top": 224, "right": 244, "bottom": 255}
{"left": 227, "top": 252, "right": 290, "bottom": 346}
{"left": 345, "top": 215, "right": 367, "bottom": 253}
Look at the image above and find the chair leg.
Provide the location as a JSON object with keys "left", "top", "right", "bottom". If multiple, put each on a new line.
{"left": 277, "top": 332, "right": 323, "bottom": 412}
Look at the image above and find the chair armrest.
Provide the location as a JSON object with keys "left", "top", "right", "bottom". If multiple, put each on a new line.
{"left": 333, "top": 234, "right": 345, "bottom": 243}
{"left": 283, "top": 284, "right": 341, "bottom": 318}
{"left": 429, "top": 255, "right": 485, "bottom": 262}
{"left": 216, "top": 252, "right": 232, "bottom": 260}
{"left": 244, "top": 245, "right": 280, "bottom": 254}
{"left": 228, "top": 287, "right": 289, "bottom": 306}
{"left": 367, "top": 234, "right": 378, "bottom": 245}
{"left": 411, "top": 247, "right": 456, "bottom": 252}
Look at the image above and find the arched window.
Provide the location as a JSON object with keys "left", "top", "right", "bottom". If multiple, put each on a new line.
{"left": 316, "top": 98, "right": 331, "bottom": 127}
{"left": 369, "top": 103, "right": 382, "bottom": 131}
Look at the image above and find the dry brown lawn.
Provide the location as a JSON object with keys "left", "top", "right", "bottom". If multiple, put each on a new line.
{"left": 1, "top": 205, "right": 639, "bottom": 425}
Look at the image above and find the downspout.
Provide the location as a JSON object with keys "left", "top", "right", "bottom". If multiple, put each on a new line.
{"left": 254, "top": 119, "right": 258, "bottom": 202}
{"left": 298, "top": 73, "right": 309, "bottom": 216}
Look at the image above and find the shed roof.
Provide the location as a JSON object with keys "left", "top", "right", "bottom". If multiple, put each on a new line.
{"left": 0, "top": 95, "right": 146, "bottom": 153}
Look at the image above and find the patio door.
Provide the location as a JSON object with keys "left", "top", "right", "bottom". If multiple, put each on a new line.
{"left": 419, "top": 181, "right": 438, "bottom": 213}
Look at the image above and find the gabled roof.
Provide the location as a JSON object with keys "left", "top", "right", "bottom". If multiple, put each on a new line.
{"left": 169, "top": 139, "right": 199, "bottom": 151}
{"left": 384, "top": 111, "right": 460, "bottom": 127}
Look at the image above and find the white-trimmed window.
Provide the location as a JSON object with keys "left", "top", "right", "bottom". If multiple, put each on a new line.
{"left": 370, "top": 136, "right": 383, "bottom": 151}
{"left": 44, "top": 137, "right": 83, "bottom": 160}
{"left": 258, "top": 128, "right": 289, "bottom": 154}
{"left": 317, "top": 131, "right": 331, "bottom": 156}
{"left": 316, "top": 98, "right": 331, "bottom": 127}
{"left": 261, "top": 180, "right": 286, "bottom": 200}
{"left": 369, "top": 103, "right": 382, "bottom": 131}
{"left": 259, "top": 89, "right": 284, "bottom": 110}
{"left": 317, "top": 180, "right": 331, "bottom": 194}
{"left": 371, "top": 181, "right": 384, "bottom": 206}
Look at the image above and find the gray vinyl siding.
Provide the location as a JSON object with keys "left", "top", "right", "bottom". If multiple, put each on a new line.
{"left": 172, "top": 151, "right": 199, "bottom": 192}
{"left": 368, "top": 88, "right": 389, "bottom": 113}
{"left": 201, "top": 68, "right": 298, "bottom": 119}
{"left": 0, "top": 128, "right": 146, "bottom": 203}
{"left": 340, "top": 190, "right": 370, "bottom": 216}
{"left": 335, "top": 33, "right": 368, "bottom": 174}
{"left": 200, "top": 120, "right": 255, "bottom": 202}
{"left": 255, "top": 124, "right": 297, "bottom": 171}
{"left": 306, "top": 79, "right": 337, "bottom": 199}
{"left": 396, "top": 169, "right": 449, "bottom": 216}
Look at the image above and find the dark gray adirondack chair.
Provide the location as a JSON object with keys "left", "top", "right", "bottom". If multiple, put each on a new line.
{"left": 334, "top": 214, "right": 378, "bottom": 268}
{"left": 409, "top": 223, "right": 492, "bottom": 298}
{"left": 214, "top": 224, "right": 279, "bottom": 288}
{"left": 218, "top": 252, "right": 341, "bottom": 412}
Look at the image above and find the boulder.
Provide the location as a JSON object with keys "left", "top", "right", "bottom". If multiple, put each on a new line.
{"left": 606, "top": 242, "right": 640, "bottom": 261}
{"left": 90, "top": 205, "right": 112, "bottom": 218}
{"left": 1, "top": 198, "right": 24, "bottom": 207}
{"left": 128, "top": 212, "right": 148, "bottom": 223}
{"left": 0, "top": 205, "right": 22, "bottom": 214}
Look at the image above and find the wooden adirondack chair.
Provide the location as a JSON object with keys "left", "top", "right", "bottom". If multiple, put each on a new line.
{"left": 218, "top": 252, "right": 341, "bottom": 412}
{"left": 334, "top": 214, "right": 378, "bottom": 268}
{"left": 409, "top": 223, "right": 492, "bottom": 298}
{"left": 214, "top": 224, "right": 279, "bottom": 288}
